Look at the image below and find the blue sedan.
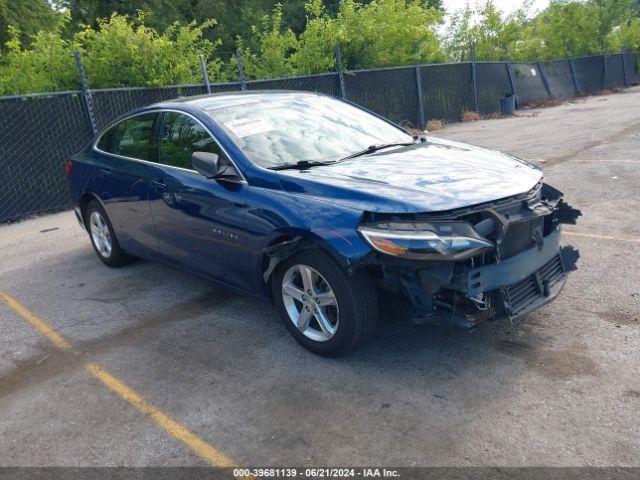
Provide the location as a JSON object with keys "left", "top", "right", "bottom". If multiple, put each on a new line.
{"left": 67, "top": 91, "right": 576, "bottom": 355}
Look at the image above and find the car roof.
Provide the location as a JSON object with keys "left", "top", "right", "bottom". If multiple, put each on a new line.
{"left": 153, "top": 90, "right": 330, "bottom": 112}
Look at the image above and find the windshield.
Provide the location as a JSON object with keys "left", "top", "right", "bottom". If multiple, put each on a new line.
{"left": 207, "top": 93, "right": 413, "bottom": 169}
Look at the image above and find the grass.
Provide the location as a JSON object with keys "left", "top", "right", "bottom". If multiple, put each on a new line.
{"left": 461, "top": 111, "right": 481, "bottom": 122}
{"left": 426, "top": 119, "right": 445, "bottom": 131}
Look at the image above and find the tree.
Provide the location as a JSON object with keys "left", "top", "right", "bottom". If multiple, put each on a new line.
{"left": 0, "top": 15, "right": 76, "bottom": 95}
{"left": 74, "top": 13, "right": 225, "bottom": 88}
{"left": 0, "top": 0, "right": 58, "bottom": 47}
{"left": 444, "top": 1, "right": 537, "bottom": 62}
{"left": 65, "top": 0, "right": 357, "bottom": 53}
{"left": 0, "top": 13, "right": 228, "bottom": 95}
{"left": 68, "top": 0, "right": 186, "bottom": 32}
{"left": 607, "top": 15, "right": 640, "bottom": 50}
{"left": 591, "top": 0, "right": 634, "bottom": 50}
{"left": 65, "top": 0, "right": 445, "bottom": 54}
{"left": 290, "top": 0, "right": 442, "bottom": 74}
{"left": 235, "top": 3, "right": 299, "bottom": 78}
{"left": 534, "top": 1, "right": 601, "bottom": 58}
{"left": 1, "top": 0, "right": 638, "bottom": 95}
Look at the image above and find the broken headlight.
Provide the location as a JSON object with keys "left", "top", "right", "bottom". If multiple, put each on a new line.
{"left": 358, "top": 221, "right": 494, "bottom": 261}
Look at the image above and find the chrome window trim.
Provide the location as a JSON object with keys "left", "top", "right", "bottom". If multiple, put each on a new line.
{"left": 92, "top": 108, "right": 248, "bottom": 185}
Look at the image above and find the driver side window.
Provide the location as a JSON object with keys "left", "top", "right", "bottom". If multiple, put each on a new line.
{"left": 159, "top": 112, "right": 222, "bottom": 170}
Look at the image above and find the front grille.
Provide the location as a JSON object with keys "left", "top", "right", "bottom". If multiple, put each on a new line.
{"left": 538, "top": 254, "right": 565, "bottom": 286}
{"left": 505, "top": 275, "right": 539, "bottom": 313}
{"left": 504, "top": 254, "right": 565, "bottom": 316}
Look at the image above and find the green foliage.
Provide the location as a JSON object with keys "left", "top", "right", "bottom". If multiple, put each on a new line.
{"left": 0, "top": 15, "right": 77, "bottom": 95}
{"left": 0, "top": 0, "right": 639, "bottom": 95}
{"left": 234, "top": 0, "right": 443, "bottom": 78}
{"left": 445, "top": 0, "right": 640, "bottom": 62}
{"left": 445, "top": 1, "right": 546, "bottom": 61}
{"left": 608, "top": 16, "right": 640, "bottom": 49}
{"left": 534, "top": 1, "right": 602, "bottom": 58}
{"left": 527, "top": 0, "right": 637, "bottom": 58}
{"left": 290, "top": 0, "right": 443, "bottom": 74}
{"left": 0, "top": 13, "right": 226, "bottom": 95}
{"left": 75, "top": 13, "right": 224, "bottom": 88}
{"left": 235, "top": 4, "right": 299, "bottom": 79}
{"left": 0, "top": 0, "right": 59, "bottom": 48}
{"left": 65, "top": 0, "right": 346, "bottom": 53}
{"left": 333, "top": 0, "right": 443, "bottom": 68}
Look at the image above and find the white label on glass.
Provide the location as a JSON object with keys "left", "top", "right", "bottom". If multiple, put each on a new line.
{"left": 224, "top": 117, "right": 275, "bottom": 137}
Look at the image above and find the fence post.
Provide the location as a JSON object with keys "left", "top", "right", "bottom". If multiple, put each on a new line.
{"left": 471, "top": 43, "right": 479, "bottom": 114}
{"left": 335, "top": 45, "right": 347, "bottom": 100}
{"left": 537, "top": 62, "right": 553, "bottom": 98}
{"left": 74, "top": 51, "right": 97, "bottom": 135}
{"left": 235, "top": 49, "right": 247, "bottom": 91}
{"left": 568, "top": 58, "right": 581, "bottom": 95}
{"left": 414, "top": 43, "right": 426, "bottom": 131}
{"left": 622, "top": 53, "right": 629, "bottom": 87}
{"left": 602, "top": 54, "right": 607, "bottom": 90}
{"left": 506, "top": 63, "right": 519, "bottom": 109}
{"left": 200, "top": 54, "right": 211, "bottom": 94}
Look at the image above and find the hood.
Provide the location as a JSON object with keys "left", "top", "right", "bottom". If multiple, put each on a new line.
{"left": 277, "top": 136, "right": 543, "bottom": 214}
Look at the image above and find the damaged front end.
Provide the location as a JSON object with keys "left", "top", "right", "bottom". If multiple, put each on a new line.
{"left": 358, "top": 182, "right": 581, "bottom": 330}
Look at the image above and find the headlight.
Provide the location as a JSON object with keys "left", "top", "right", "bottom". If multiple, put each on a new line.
{"left": 358, "top": 221, "right": 494, "bottom": 260}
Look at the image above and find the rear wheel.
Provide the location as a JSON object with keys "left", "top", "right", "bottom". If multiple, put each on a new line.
{"left": 85, "top": 200, "right": 132, "bottom": 267}
{"left": 272, "top": 250, "right": 377, "bottom": 356}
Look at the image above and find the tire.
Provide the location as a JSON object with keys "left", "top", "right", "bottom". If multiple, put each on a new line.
{"left": 272, "top": 249, "right": 377, "bottom": 356}
{"left": 85, "top": 200, "right": 132, "bottom": 267}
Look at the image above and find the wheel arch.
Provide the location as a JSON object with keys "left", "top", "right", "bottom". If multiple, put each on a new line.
{"left": 260, "top": 231, "right": 355, "bottom": 302}
{"left": 78, "top": 192, "right": 105, "bottom": 228}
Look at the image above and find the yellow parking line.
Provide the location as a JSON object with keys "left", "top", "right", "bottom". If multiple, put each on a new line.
{"left": 0, "top": 290, "right": 72, "bottom": 350}
{"left": 1, "top": 289, "right": 238, "bottom": 467}
{"left": 86, "top": 363, "right": 238, "bottom": 467}
{"left": 563, "top": 231, "right": 640, "bottom": 243}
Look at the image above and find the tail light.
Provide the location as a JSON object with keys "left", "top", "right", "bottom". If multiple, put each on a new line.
{"left": 65, "top": 160, "right": 73, "bottom": 176}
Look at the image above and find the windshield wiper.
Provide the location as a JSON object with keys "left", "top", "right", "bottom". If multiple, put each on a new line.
{"left": 271, "top": 160, "right": 338, "bottom": 171}
{"left": 340, "top": 141, "right": 417, "bottom": 161}
{"left": 271, "top": 140, "right": 418, "bottom": 170}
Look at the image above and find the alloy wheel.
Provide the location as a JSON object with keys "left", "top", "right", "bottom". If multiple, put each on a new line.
{"left": 281, "top": 264, "right": 339, "bottom": 342}
{"left": 89, "top": 211, "right": 112, "bottom": 258}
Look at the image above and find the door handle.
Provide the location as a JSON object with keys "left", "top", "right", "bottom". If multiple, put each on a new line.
{"left": 151, "top": 179, "right": 167, "bottom": 190}
{"left": 97, "top": 168, "right": 112, "bottom": 177}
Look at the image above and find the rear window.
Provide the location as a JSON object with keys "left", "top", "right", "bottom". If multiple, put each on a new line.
{"left": 97, "top": 113, "right": 158, "bottom": 162}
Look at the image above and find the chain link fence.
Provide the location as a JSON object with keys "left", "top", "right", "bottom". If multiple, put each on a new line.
{"left": 0, "top": 51, "right": 638, "bottom": 223}
{"left": 475, "top": 62, "right": 513, "bottom": 114}
{"left": 346, "top": 66, "right": 420, "bottom": 127}
{"left": 0, "top": 92, "right": 94, "bottom": 221}
{"left": 422, "top": 63, "right": 475, "bottom": 123}
{"left": 540, "top": 60, "right": 575, "bottom": 99}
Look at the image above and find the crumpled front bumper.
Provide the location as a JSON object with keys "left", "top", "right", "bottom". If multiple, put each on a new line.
{"left": 501, "top": 250, "right": 566, "bottom": 319}
{"left": 456, "top": 228, "right": 566, "bottom": 319}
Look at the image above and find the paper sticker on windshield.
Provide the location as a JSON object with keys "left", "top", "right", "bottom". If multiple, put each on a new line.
{"left": 224, "top": 117, "right": 275, "bottom": 137}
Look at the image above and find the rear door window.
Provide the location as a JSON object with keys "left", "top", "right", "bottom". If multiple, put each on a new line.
{"left": 97, "top": 113, "right": 158, "bottom": 162}
{"left": 159, "top": 112, "right": 221, "bottom": 169}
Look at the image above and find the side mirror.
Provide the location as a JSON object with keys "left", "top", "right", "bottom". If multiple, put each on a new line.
{"left": 192, "top": 151, "right": 242, "bottom": 182}
{"left": 192, "top": 151, "right": 219, "bottom": 179}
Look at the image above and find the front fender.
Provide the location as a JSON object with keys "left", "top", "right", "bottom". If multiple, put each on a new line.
{"left": 245, "top": 189, "right": 372, "bottom": 296}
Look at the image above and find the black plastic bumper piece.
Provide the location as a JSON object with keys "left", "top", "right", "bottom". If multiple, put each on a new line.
{"left": 501, "top": 253, "right": 567, "bottom": 319}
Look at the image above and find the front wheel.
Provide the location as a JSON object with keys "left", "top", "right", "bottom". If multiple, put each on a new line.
{"left": 272, "top": 250, "right": 377, "bottom": 356}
